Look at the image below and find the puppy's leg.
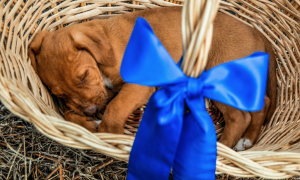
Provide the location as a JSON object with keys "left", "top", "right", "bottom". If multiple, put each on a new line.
{"left": 64, "top": 108, "right": 98, "bottom": 133}
{"left": 98, "top": 84, "right": 155, "bottom": 134}
{"left": 214, "top": 101, "right": 251, "bottom": 148}
{"left": 234, "top": 96, "right": 270, "bottom": 151}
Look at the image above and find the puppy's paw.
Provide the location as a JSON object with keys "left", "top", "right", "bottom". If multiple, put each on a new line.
{"left": 64, "top": 111, "right": 98, "bottom": 133}
{"left": 233, "top": 138, "right": 253, "bottom": 151}
{"left": 82, "top": 119, "right": 99, "bottom": 133}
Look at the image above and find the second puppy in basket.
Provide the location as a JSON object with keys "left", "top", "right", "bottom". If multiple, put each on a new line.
{"left": 29, "top": 6, "right": 276, "bottom": 150}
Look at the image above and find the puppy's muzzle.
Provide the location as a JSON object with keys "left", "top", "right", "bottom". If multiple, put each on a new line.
{"left": 83, "top": 105, "right": 98, "bottom": 116}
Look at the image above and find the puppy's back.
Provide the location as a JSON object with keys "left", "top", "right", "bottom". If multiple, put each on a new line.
{"left": 99, "top": 7, "right": 183, "bottom": 62}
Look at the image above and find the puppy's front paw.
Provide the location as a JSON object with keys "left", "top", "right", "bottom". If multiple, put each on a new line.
{"left": 82, "top": 119, "right": 99, "bottom": 133}
{"left": 97, "top": 122, "right": 124, "bottom": 134}
{"left": 64, "top": 110, "right": 98, "bottom": 133}
{"left": 233, "top": 138, "right": 253, "bottom": 151}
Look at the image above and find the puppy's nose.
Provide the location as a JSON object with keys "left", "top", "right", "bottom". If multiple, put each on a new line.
{"left": 84, "top": 105, "right": 98, "bottom": 116}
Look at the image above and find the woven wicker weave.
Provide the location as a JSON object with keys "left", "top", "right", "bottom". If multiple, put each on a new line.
{"left": 1, "top": 0, "right": 300, "bottom": 178}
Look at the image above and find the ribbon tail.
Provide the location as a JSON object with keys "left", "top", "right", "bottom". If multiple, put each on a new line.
{"left": 173, "top": 98, "right": 217, "bottom": 180}
{"left": 127, "top": 89, "right": 185, "bottom": 180}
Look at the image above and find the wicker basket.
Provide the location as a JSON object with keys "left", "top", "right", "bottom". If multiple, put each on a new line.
{"left": 1, "top": 0, "right": 300, "bottom": 178}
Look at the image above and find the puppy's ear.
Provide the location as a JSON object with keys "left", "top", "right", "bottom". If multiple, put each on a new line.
{"left": 70, "top": 26, "right": 116, "bottom": 67}
{"left": 29, "top": 31, "right": 48, "bottom": 73}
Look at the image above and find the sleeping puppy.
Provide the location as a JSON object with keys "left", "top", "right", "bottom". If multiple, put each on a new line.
{"left": 29, "top": 6, "right": 276, "bottom": 150}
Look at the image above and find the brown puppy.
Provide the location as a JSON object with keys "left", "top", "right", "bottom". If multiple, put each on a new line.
{"left": 29, "top": 6, "right": 276, "bottom": 150}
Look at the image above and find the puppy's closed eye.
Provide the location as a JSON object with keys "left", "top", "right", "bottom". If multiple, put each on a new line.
{"left": 79, "top": 70, "right": 89, "bottom": 84}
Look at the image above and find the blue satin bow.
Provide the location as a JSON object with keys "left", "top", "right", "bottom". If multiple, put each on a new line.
{"left": 121, "top": 17, "right": 269, "bottom": 180}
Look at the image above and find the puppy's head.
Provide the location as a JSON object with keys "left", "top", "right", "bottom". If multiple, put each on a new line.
{"left": 29, "top": 24, "right": 116, "bottom": 117}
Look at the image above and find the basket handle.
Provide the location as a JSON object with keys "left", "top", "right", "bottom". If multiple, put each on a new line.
{"left": 181, "top": 0, "right": 221, "bottom": 77}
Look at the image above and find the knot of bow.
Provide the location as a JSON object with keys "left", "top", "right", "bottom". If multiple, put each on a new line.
{"left": 186, "top": 77, "right": 204, "bottom": 99}
{"left": 120, "top": 17, "right": 269, "bottom": 180}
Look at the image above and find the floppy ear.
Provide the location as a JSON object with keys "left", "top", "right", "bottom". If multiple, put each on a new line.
{"left": 70, "top": 26, "right": 116, "bottom": 67}
{"left": 29, "top": 31, "right": 48, "bottom": 73}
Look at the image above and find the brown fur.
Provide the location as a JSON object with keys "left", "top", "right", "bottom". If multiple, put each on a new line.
{"left": 29, "top": 7, "right": 276, "bottom": 149}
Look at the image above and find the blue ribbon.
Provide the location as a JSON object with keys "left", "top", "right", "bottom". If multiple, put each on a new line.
{"left": 121, "top": 17, "right": 269, "bottom": 180}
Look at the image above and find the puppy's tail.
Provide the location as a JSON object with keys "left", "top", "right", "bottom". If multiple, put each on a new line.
{"left": 264, "top": 39, "right": 277, "bottom": 125}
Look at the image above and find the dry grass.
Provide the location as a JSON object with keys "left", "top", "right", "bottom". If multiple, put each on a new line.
{"left": 0, "top": 102, "right": 128, "bottom": 180}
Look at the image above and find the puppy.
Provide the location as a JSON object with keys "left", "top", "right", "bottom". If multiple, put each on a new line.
{"left": 29, "top": 6, "right": 276, "bottom": 150}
